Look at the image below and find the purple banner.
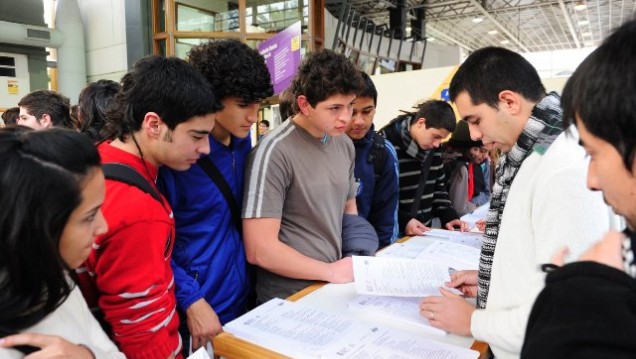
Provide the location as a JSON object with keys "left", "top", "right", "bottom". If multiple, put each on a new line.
{"left": 258, "top": 21, "right": 302, "bottom": 95}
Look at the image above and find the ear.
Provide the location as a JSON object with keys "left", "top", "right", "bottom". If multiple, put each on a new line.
{"left": 417, "top": 117, "right": 427, "bottom": 128}
{"left": 297, "top": 95, "right": 311, "bottom": 116}
{"left": 142, "top": 112, "right": 162, "bottom": 139}
{"left": 39, "top": 114, "right": 52, "bottom": 128}
{"left": 498, "top": 90, "right": 522, "bottom": 115}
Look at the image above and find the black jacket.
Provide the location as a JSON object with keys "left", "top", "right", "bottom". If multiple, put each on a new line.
{"left": 522, "top": 260, "right": 636, "bottom": 358}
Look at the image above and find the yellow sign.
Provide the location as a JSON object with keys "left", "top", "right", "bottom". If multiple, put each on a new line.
{"left": 8, "top": 80, "right": 18, "bottom": 95}
{"left": 291, "top": 35, "right": 301, "bottom": 52}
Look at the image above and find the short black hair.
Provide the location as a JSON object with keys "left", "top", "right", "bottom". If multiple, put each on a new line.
{"left": 18, "top": 90, "right": 73, "bottom": 128}
{"left": 260, "top": 120, "right": 270, "bottom": 127}
{"left": 413, "top": 100, "right": 456, "bottom": 132}
{"left": 78, "top": 79, "right": 121, "bottom": 141}
{"left": 188, "top": 40, "right": 273, "bottom": 105}
{"left": 104, "top": 55, "right": 221, "bottom": 141}
{"left": 290, "top": 49, "right": 364, "bottom": 110}
{"left": 1, "top": 107, "right": 19, "bottom": 126}
{"left": 449, "top": 47, "right": 545, "bottom": 108}
{"left": 562, "top": 19, "right": 636, "bottom": 170}
{"left": 0, "top": 126, "right": 101, "bottom": 331}
{"left": 358, "top": 71, "right": 378, "bottom": 106}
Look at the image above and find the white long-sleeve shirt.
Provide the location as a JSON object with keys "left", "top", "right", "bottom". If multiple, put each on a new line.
{"left": 1, "top": 286, "right": 125, "bottom": 359}
{"left": 470, "top": 129, "right": 621, "bottom": 359}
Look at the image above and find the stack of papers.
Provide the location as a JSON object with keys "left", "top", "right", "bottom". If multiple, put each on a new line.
{"left": 224, "top": 298, "right": 479, "bottom": 359}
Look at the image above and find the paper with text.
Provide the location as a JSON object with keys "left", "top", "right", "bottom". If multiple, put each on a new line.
{"left": 353, "top": 256, "right": 451, "bottom": 297}
{"left": 423, "top": 229, "right": 483, "bottom": 249}
{"left": 224, "top": 298, "right": 360, "bottom": 358}
{"left": 348, "top": 295, "right": 446, "bottom": 336}
{"left": 415, "top": 240, "right": 480, "bottom": 270}
{"left": 323, "top": 325, "right": 479, "bottom": 359}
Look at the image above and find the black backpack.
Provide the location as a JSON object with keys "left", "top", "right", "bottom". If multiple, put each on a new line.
{"left": 102, "top": 163, "right": 163, "bottom": 204}
{"left": 368, "top": 132, "right": 388, "bottom": 180}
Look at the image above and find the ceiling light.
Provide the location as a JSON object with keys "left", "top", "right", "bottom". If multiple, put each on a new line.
{"left": 427, "top": 37, "right": 436, "bottom": 42}
{"left": 472, "top": 17, "right": 484, "bottom": 23}
{"left": 578, "top": 20, "right": 589, "bottom": 26}
{"left": 406, "top": 26, "right": 412, "bottom": 32}
{"left": 583, "top": 41, "right": 594, "bottom": 47}
{"left": 488, "top": 30, "right": 498, "bottom": 35}
{"left": 500, "top": 40, "right": 510, "bottom": 45}
{"left": 582, "top": 31, "right": 592, "bottom": 37}
{"left": 574, "top": 3, "right": 587, "bottom": 11}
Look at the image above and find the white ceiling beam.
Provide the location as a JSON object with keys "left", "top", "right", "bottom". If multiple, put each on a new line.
{"left": 467, "top": 0, "right": 530, "bottom": 52}
{"left": 558, "top": 0, "right": 581, "bottom": 48}
{"left": 426, "top": 23, "right": 475, "bottom": 52}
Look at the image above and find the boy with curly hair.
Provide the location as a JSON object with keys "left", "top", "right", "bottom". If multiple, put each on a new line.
{"left": 157, "top": 40, "right": 273, "bottom": 355}
{"left": 242, "top": 49, "right": 364, "bottom": 304}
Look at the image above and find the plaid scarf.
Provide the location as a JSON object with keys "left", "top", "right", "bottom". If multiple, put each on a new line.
{"left": 397, "top": 114, "right": 431, "bottom": 162}
{"left": 477, "top": 92, "right": 564, "bottom": 309}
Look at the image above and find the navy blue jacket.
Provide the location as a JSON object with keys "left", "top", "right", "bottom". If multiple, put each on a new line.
{"left": 352, "top": 126, "right": 399, "bottom": 246}
{"left": 157, "top": 134, "right": 250, "bottom": 325}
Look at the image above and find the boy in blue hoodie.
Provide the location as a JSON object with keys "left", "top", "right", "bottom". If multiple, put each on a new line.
{"left": 158, "top": 40, "right": 273, "bottom": 355}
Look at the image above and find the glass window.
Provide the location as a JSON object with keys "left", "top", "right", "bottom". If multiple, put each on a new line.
{"left": 175, "top": 0, "right": 239, "bottom": 32}
{"left": 175, "top": 38, "right": 206, "bottom": 59}
{"left": 176, "top": 4, "right": 215, "bottom": 31}
{"left": 246, "top": 0, "right": 307, "bottom": 34}
{"left": 358, "top": 54, "right": 376, "bottom": 75}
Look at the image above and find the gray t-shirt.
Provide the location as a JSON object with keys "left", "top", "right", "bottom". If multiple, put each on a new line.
{"left": 243, "top": 119, "right": 357, "bottom": 303}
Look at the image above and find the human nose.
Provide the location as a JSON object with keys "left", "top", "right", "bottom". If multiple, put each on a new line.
{"left": 586, "top": 162, "right": 600, "bottom": 191}
{"left": 433, "top": 139, "right": 442, "bottom": 148}
{"left": 247, "top": 104, "right": 260, "bottom": 123}
{"left": 199, "top": 137, "right": 211, "bottom": 155}
{"left": 95, "top": 210, "right": 109, "bottom": 237}
{"left": 467, "top": 123, "right": 482, "bottom": 140}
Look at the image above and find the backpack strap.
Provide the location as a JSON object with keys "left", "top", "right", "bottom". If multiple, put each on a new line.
{"left": 102, "top": 163, "right": 162, "bottom": 204}
{"left": 197, "top": 156, "right": 242, "bottom": 234}
{"left": 368, "top": 132, "right": 388, "bottom": 181}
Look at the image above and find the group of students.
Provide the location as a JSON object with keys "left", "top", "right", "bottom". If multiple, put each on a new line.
{"left": 0, "top": 18, "right": 635, "bottom": 359}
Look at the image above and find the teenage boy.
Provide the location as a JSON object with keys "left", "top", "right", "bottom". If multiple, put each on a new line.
{"left": 18, "top": 90, "right": 73, "bottom": 129}
{"left": 419, "top": 47, "right": 618, "bottom": 359}
{"left": 157, "top": 40, "right": 273, "bottom": 354}
{"left": 242, "top": 49, "right": 363, "bottom": 304}
{"left": 345, "top": 71, "right": 399, "bottom": 247}
{"left": 76, "top": 55, "right": 219, "bottom": 359}
{"left": 522, "top": 19, "right": 636, "bottom": 358}
{"left": 379, "top": 100, "right": 466, "bottom": 236}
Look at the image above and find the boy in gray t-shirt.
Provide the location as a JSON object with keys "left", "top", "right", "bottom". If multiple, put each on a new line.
{"left": 242, "top": 50, "right": 364, "bottom": 303}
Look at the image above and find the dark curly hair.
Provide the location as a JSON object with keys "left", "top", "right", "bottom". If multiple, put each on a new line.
{"left": 78, "top": 79, "right": 121, "bottom": 142}
{"left": 103, "top": 55, "right": 221, "bottom": 141}
{"left": 188, "top": 40, "right": 273, "bottom": 105}
{"left": 290, "top": 49, "right": 363, "bottom": 111}
{"left": 18, "top": 90, "right": 73, "bottom": 129}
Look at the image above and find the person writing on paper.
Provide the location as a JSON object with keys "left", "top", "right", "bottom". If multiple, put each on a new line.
{"left": 242, "top": 50, "right": 363, "bottom": 304}
{"left": 419, "top": 47, "right": 619, "bottom": 359}
{"left": 522, "top": 19, "right": 636, "bottom": 358}
{"left": 0, "top": 127, "right": 124, "bottom": 359}
{"left": 379, "top": 100, "right": 468, "bottom": 236}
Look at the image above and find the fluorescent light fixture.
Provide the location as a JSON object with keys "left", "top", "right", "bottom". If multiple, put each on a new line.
{"left": 488, "top": 30, "right": 498, "bottom": 35}
{"left": 428, "top": 37, "right": 436, "bottom": 42}
{"left": 582, "top": 31, "right": 592, "bottom": 37}
{"left": 578, "top": 20, "right": 589, "bottom": 25}
{"left": 574, "top": 3, "right": 587, "bottom": 11}
{"left": 472, "top": 17, "right": 484, "bottom": 23}
{"left": 583, "top": 41, "right": 594, "bottom": 47}
{"left": 500, "top": 40, "right": 510, "bottom": 45}
{"left": 406, "top": 26, "right": 412, "bottom": 32}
